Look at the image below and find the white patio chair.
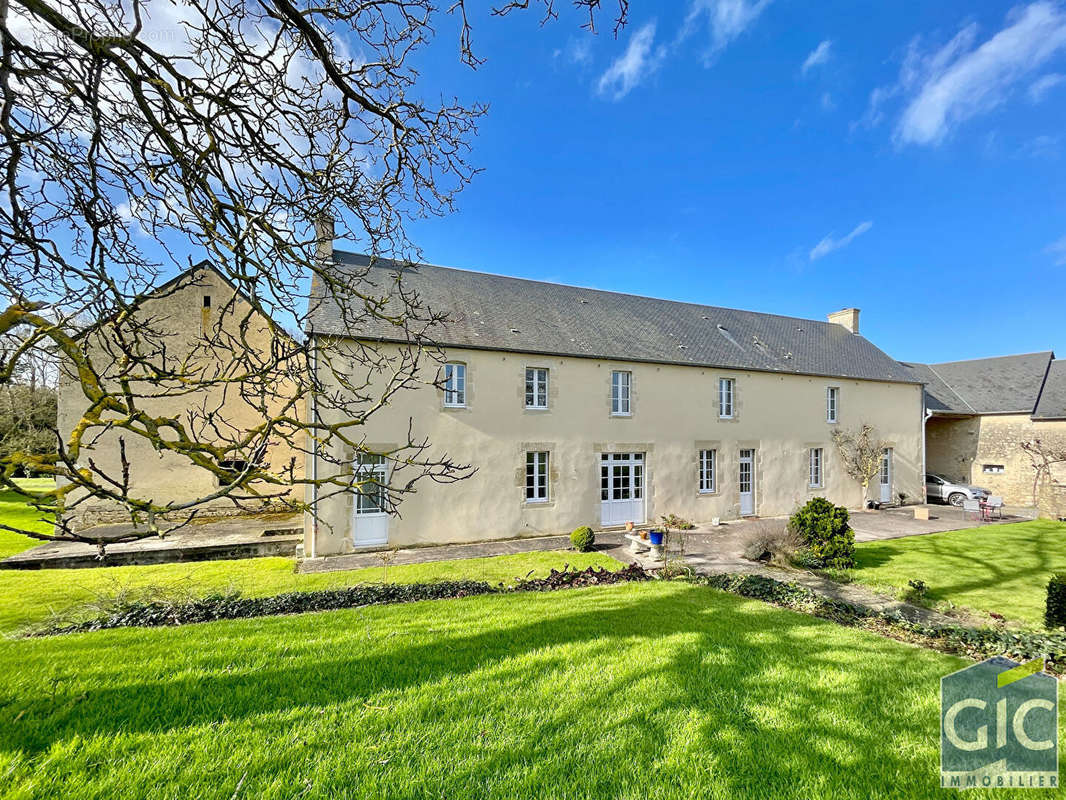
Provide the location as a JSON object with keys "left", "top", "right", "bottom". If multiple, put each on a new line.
{"left": 962, "top": 499, "right": 982, "bottom": 522}
{"left": 986, "top": 496, "right": 1004, "bottom": 519}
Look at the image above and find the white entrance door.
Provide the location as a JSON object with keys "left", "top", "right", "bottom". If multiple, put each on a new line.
{"left": 600, "top": 452, "right": 645, "bottom": 527}
{"left": 353, "top": 453, "right": 389, "bottom": 547}
{"left": 739, "top": 449, "right": 756, "bottom": 516}
{"left": 879, "top": 448, "right": 893, "bottom": 504}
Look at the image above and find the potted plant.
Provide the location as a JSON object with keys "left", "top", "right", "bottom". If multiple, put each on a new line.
{"left": 625, "top": 521, "right": 634, "bottom": 532}
{"left": 649, "top": 529, "right": 664, "bottom": 546}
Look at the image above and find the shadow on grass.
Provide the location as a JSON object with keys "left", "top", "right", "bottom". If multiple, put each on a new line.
{"left": 852, "top": 521, "right": 1066, "bottom": 618}
{"left": 0, "top": 582, "right": 957, "bottom": 800}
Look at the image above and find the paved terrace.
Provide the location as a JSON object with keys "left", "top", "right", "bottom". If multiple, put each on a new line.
{"left": 2, "top": 513, "right": 303, "bottom": 569}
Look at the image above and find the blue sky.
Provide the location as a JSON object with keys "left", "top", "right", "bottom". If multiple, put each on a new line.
{"left": 397, "top": 1, "right": 1066, "bottom": 364}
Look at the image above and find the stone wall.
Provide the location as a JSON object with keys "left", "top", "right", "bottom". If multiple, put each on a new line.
{"left": 926, "top": 416, "right": 979, "bottom": 483}
{"left": 57, "top": 266, "right": 304, "bottom": 530}
{"left": 926, "top": 413, "right": 1066, "bottom": 509}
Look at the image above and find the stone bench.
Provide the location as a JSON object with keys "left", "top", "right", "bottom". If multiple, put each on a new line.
{"left": 624, "top": 533, "right": 664, "bottom": 561}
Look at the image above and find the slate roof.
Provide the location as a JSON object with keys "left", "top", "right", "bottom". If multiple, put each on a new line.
{"left": 307, "top": 252, "right": 919, "bottom": 384}
{"left": 903, "top": 352, "right": 1056, "bottom": 416}
{"left": 898, "top": 362, "right": 974, "bottom": 415}
{"left": 1034, "top": 359, "right": 1066, "bottom": 420}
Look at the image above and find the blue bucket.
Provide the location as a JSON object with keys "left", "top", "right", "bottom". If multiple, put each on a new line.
{"left": 649, "top": 530, "right": 664, "bottom": 545}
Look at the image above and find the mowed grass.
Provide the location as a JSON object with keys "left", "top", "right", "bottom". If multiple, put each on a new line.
{"left": 844, "top": 519, "right": 1066, "bottom": 628}
{"left": 0, "top": 550, "right": 621, "bottom": 634}
{"left": 0, "top": 580, "right": 1031, "bottom": 800}
{"left": 0, "top": 478, "right": 55, "bottom": 559}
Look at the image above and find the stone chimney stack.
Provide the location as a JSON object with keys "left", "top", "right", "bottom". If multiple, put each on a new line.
{"left": 828, "top": 308, "right": 860, "bottom": 334}
{"left": 314, "top": 215, "right": 334, "bottom": 262}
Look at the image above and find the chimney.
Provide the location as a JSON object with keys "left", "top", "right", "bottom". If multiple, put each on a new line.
{"left": 314, "top": 214, "right": 334, "bottom": 262}
{"left": 828, "top": 308, "right": 860, "bottom": 334}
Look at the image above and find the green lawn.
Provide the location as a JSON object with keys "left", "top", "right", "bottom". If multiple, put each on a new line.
{"left": 0, "top": 580, "right": 1030, "bottom": 800}
{"left": 0, "top": 481, "right": 619, "bottom": 633}
{"left": 844, "top": 519, "right": 1066, "bottom": 628}
{"left": 0, "top": 550, "right": 620, "bottom": 634}
{"left": 0, "top": 478, "right": 55, "bottom": 559}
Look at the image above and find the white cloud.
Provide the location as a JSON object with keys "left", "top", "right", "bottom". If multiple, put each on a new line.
{"left": 820, "top": 91, "right": 836, "bottom": 111}
{"left": 877, "top": 2, "right": 1066, "bottom": 146}
{"left": 809, "top": 221, "right": 873, "bottom": 261}
{"left": 1029, "top": 72, "right": 1066, "bottom": 102}
{"left": 681, "top": 0, "right": 773, "bottom": 59}
{"left": 1017, "top": 134, "right": 1060, "bottom": 158}
{"left": 802, "top": 40, "right": 833, "bottom": 75}
{"left": 555, "top": 36, "right": 593, "bottom": 66}
{"left": 1046, "top": 235, "right": 1066, "bottom": 265}
{"left": 596, "top": 22, "right": 664, "bottom": 100}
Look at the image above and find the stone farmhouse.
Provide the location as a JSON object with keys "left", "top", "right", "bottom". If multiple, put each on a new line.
{"left": 304, "top": 252, "right": 924, "bottom": 557}
{"left": 58, "top": 253, "right": 1064, "bottom": 554}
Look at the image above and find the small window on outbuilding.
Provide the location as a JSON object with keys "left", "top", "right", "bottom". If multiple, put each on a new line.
{"left": 203, "top": 295, "right": 212, "bottom": 309}
{"left": 982, "top": 464, "right": 1005, "bottom": 474}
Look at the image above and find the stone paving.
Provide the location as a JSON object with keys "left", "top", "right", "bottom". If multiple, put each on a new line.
{"left": 2, "top": 512, "right": 303, "bottom": 569}
{"left": 298, "top": 532, "right": 633, "bottom": 574}
{"left": 617, "top": 505, "right": 1035, "bottom": 628}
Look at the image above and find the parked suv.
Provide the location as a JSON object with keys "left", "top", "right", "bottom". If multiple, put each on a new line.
{"left": 925, "top": 473, "right": 991, "bottom": 507}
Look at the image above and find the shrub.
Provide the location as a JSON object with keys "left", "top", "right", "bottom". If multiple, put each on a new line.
{"left": 901, "top": 579, "right": 928, "bottom": 605}
{"left": 30, "top": 565, "right": 656, "bottom": 636}
{"left": 698, "top": 572, "right": 1066, "bottom": 670}
{"left": 569, "top": 526, "right": 595, "bottom": 552}
{"left": 1045, "top": 574, "right": 1066, "bottom": 628}
{"left": 741, "top": 519, "right": 800, "bottom": 565}
{"left": 34, "top": 581, "right": 497, "bottom": 636}
{"left": 660, "top": 514, "right": 695, "bottom": 531}
{"left": 788, "top": 497, "right": 855, "bottom": 569}
{"left": 513, "top": 563, "right": 651, "bottom": 591}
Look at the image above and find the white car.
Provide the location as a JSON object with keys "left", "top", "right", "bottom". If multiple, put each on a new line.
{"left": 925, "top": 473, "right": 991, "bottom": 507}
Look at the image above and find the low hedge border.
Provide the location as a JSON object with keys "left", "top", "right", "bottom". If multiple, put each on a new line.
{"left": 698, "top": 573, "right": 1066, "bottom": 673}
{"left": 28, "top": 563, "right": 653, "bottom": 637}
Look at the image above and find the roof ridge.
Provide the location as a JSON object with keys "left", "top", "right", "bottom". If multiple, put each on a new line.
{"left": 332, "top": 249, "right": 851, "bottom": 332}
{"left": 929, "top": 350, "right": 1055, "bottom": 367}
{"left": 1031, "top": 354, "right": 1056, "bottom": 417}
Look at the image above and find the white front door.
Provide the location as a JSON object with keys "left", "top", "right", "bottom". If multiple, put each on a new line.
{"left": 879, "top": 448, "right": 892, "bottom": 504}
{"left": 739, "top": 449, "right": 756, "bottom": 516}
{"left": 600, "top": 452, "right": 645, "bottom": 527}
{"left": 353, "top": 453, "right": 389, "bottom": 547}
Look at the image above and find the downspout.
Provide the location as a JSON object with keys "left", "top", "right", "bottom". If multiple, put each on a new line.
{"left": 921, "top": 401, "right": 932, "bottom": 504}
{"left": 308, "top": 329, "right": 318, "bottom": 559}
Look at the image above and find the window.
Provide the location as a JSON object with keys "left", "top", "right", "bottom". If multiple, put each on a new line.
{"left": 355, "top": 452, "right": 387, "bottom": 514}
{"left": 443, "top": 363, "right": 466, "bottom": 407}
{"left": 203, "top": 295, "right": 212, "bottom": 309}
{"left": 611, "top": 370, "right": 631, "bottom": 415}
{"left": 526, "top": 451, "right": 549, "bottom": 502}
{"left": 718, "top": 378, "right": 735, "bottom": 419}
{"left": 827, "top": 387, "right": 839, "bottom": 423}
{"left": 698, "top": 449, "right": 716, "bottom": 493}
{"left": 525, "top": 368, "right": 548, "bottom": 409}
{"left": 982, "top": 464, "right": 1005, "bottom": 474}
{"left": 809, "top": 448, "right": 823, "bottom": 488}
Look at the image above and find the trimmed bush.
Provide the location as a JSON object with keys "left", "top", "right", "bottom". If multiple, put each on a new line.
{"left": 1045, "top": 574, "right": 1066, "bottom": 628}
{"left": 788, "top": 497, "right": 855, "bottom": 569}
{"left": 570, "top": 526, "right": 595, "bottom": 552}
